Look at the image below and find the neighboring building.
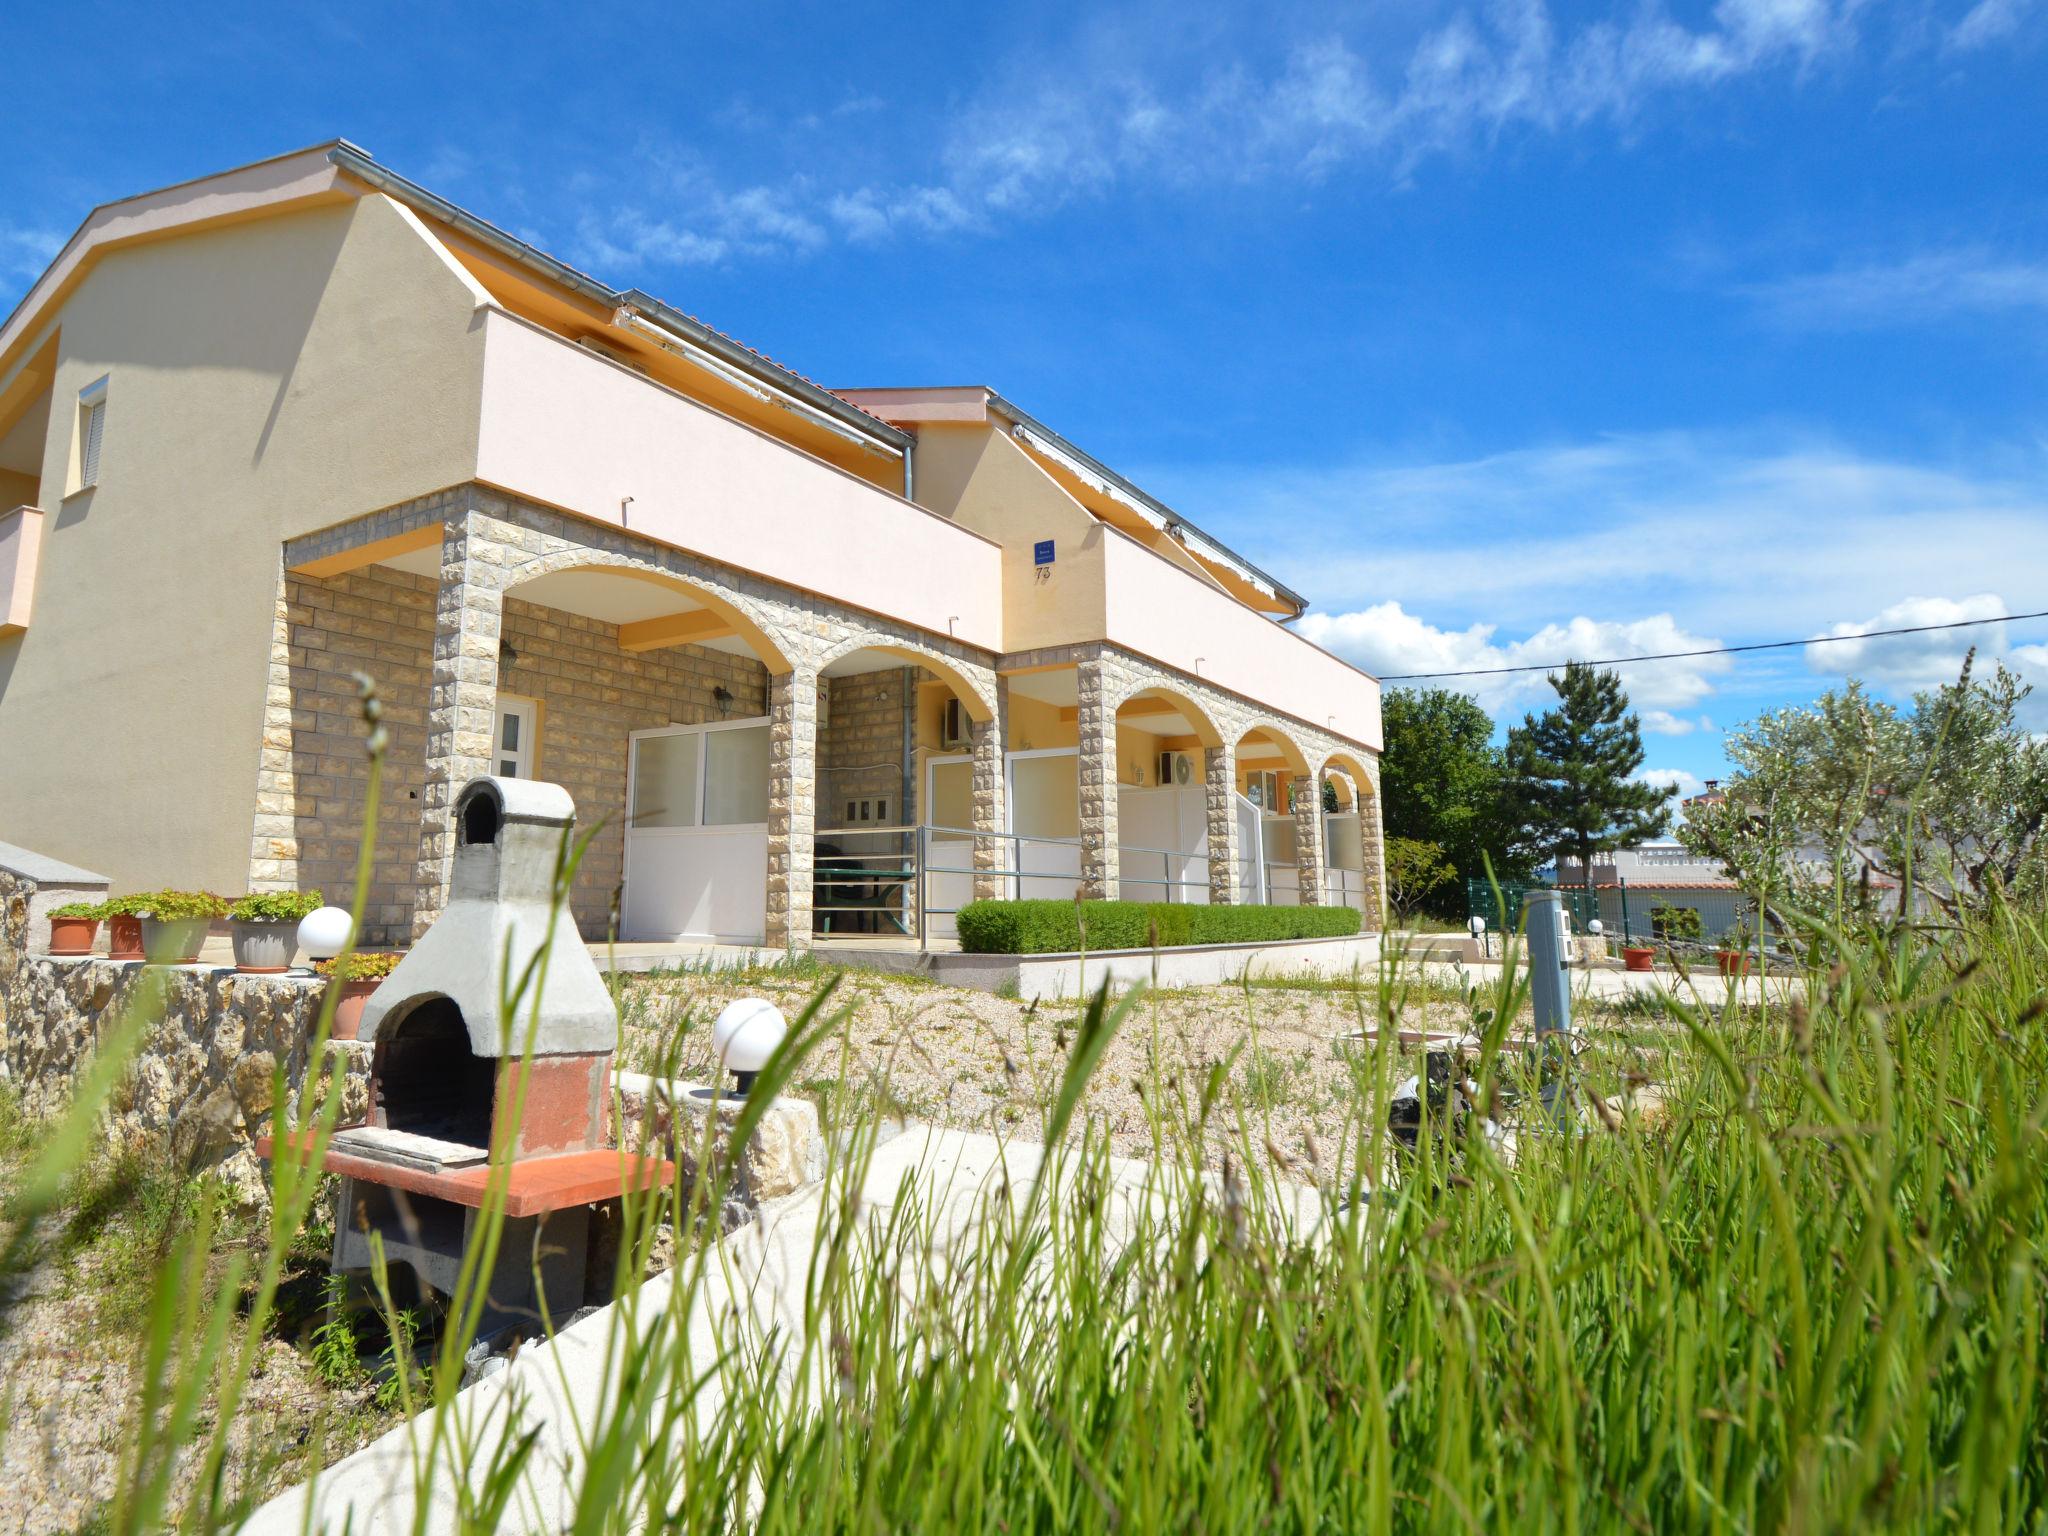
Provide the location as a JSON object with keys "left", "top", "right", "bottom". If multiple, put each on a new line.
{"left": 0, "top": 143, "right": 1384, "bottom": 947}
{"left": 1554, "top": 839, "right": 1747, "bottom": 942}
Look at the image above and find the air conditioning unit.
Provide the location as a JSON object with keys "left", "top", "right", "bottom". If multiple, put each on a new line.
{"left": 1156, "top": 750, "right": 1196, "bottom": 788}
{"left": 940, "top": 697, "right": 970, "bottom": 749}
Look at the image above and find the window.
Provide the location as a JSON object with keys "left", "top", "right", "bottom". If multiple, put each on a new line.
{"left": 494, "top": 696, "right": 539, "bottom": 778}
{"left": 629, "top": 719, "right": 770, "bottom": 831}
{"left": 75, "top": 376, "right": 108, "bottom": 491}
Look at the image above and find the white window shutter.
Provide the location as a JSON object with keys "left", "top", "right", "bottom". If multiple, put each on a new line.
{"left": 80, "top": 398, "right": 105, "bottom": 485}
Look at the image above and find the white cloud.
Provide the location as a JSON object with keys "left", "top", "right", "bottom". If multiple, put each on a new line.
{"left": 567, "top": 0, "right": 1876, "bottom": 269}
{"left": 1149, "top": 432, "right": 2048, "bottom": 643}
{"left": 1297, "top": 602, "right": 1729, "bottom": 715}
{"left": 1633, "top": 766, "right": 1705, "bottom": 801}
{"left": 0, "top": 224, "right": 64, "bottom": 284}
{"left": 1641, "top": 709, "right": 1699, "bottom": 734}
{"left": 1807, "top": 592, "right": 2011, "bottom": 691}
{"left": 1740, "top": 249, "right": 2048, "bottom": 329}
{"left": 1949, "top": 0, "right": 2035, "bottom": 49}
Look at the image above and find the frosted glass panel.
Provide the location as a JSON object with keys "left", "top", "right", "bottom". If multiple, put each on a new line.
{"left": 1010, "top": 754, "right": 1079, "bottom": 839}
{"left": 927, "top": 760, "right": 972, "bottom": 831}
{"left": 633, "top": 733, "right": 700, "bottom": 829}
{"left": 704, "top": 725, "right": 770, "bottom": 826}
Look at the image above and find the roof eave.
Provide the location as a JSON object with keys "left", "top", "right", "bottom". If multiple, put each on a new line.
{"left": 984, "top": 392, "right": 1308, "bottom": 616}
{"left": 325, "top": 145, "right": 911, "bottom": 454}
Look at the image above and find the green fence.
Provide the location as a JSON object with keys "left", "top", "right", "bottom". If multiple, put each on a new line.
{"left": 1466, "top": 878, "right": 1754, "bottom": 947}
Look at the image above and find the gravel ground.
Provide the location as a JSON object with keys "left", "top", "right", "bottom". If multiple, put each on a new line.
{"left": 0, "top": 1206, "right": 388, "bottom": 1535}
{"left": 618, "top": 968, "right": 1499, "bottom": 1181}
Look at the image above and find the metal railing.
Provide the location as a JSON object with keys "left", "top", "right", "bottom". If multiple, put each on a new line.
{"left": 815, "top": 824, "right": 1365, "bottom": 945}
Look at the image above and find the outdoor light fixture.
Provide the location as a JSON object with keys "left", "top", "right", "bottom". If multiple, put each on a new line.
{"left": 713, "top": 684, "right": 734, "bottom": 716}
{"left": 712, "top": 998, "right": 787, "bottom": 1096}
{"left": 1467, "top": 915, "right": 1486, "bottom": 937}
{"left": 498, "top": 640, "right": 519, "bottom": 670}
{"left": 1587, "top": 919, "right": 1603, "bottom": 937}
{"left": 298, "top": 905, "right": 354, "bottom": 962}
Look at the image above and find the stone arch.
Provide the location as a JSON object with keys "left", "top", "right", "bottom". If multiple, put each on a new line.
{"left": 1108, "top": 679, "right": 1226, "bottom": 749}
{"left": 813, "top": 632, "right": 997, "bottom": 721}
{"left": 1234, "top": 719, "right": 1312, "bottom": 777}
{"left": 501, "top": 550, "right": 795, "bottom": 674}
{"left": 1320, "top": 749, "right": 1375, "bottom": 808}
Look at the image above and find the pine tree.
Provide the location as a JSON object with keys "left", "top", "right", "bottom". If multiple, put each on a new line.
{"left": 1504, "top": 662, "right": 1671, "bottom": 879}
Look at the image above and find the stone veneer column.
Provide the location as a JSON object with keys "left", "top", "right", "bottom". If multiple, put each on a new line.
{"left": 969, "top": 687, "right": 1009, "bottom": 903}
{"left": 412, "top": 512, "right": 503, "bottom": 937}
{"left": 765, "top": 665, "right": 820, "bottom": 950}
{"left": 1076, "top": 657, "right": 1119, "bottom": 901}
{"left": 247, "top": 565, "right": 301, "bottom": 893}
{"left": 1205, "top": 741, "right": 1239, "bottom": 904}
{"left": 1291, "top": 774, "right": 1327, "bottom": 906}
{"left": 1359, "top": 772, "right": 1387, "bottom": 932}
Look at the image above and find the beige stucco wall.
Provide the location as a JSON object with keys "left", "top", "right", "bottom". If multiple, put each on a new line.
{"left": 910, "top": 425, "right": 1108, "bottom": 655}
{"left": 0, "top": 193, "right": 488, "bottom": 894}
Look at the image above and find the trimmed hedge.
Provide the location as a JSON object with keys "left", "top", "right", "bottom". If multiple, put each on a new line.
{"left": 954, "top": 899, "right": 1361, "bottom": 955}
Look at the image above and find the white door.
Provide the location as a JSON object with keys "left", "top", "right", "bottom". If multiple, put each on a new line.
{"left": 494, "top": 697, "right": 539, "bottom": 778}
{"left": 1006, "top": 748, "right": 1081, "bottom": 900}
{"left": 622, "top": 718, "right": 771, "bottom": 943}
{"left": 922, "top": 754, "right": 973, "bottom": 940}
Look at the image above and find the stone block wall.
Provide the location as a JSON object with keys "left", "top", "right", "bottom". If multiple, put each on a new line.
{"left": 819, "top": 668, "right": 914, "bottom": 830}
{"left": 272, "top": 565, "right": 768, "bottom": 944}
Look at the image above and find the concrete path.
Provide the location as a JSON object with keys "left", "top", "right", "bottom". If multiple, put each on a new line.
{"left": 245, "top": 1126, "right": 1319, "bottom": 1535}
{"left": 1406, "top": 956, "right": 1800, "bottom": 1007}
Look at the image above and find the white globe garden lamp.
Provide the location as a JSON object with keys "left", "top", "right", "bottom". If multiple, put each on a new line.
{"left": 712, "top": 998, "right": 787, "bottom": 1096}
{"left": 297, "top": 905, "right": 355, "bottom": 963}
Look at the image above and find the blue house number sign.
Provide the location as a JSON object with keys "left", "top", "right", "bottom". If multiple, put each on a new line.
{"left": 1034, "top": 539, "right": 1055, "bottom": 566}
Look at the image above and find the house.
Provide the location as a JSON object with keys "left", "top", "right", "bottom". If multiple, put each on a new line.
{"left": 0, "top": 143, "right": 1384, "bottom": 949}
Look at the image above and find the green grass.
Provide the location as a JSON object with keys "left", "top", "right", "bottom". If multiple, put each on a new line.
{"left": 6, "top": 709, "right": 2046, "bottom": 1529}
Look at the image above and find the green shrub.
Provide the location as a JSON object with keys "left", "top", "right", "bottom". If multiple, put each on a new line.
{"left": 229, "top": 889, "right": 324, "bottom": 923}
{"left": 1649, "top": 901, "right": 1704, "bottom": 942}
{"left": 49, "top": 900, "right": 106, "bottom": 919}
{"left": 130, "top": 890, "right": 231, "bottom": 921}
{"left": 954, "top": 900, "right": 1361, "bottom": 954}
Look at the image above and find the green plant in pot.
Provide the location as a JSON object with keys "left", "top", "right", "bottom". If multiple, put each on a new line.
{"left": 46, "top": 899, "right": 106, "bottom": 956}
{"left": 315, "top": 950, "right": 402, "bottom": 1040}
{"left": 1717, "top": 919, "right": 1755, "bottom": 977}
{"left": 98, "top": 893, "right": 151, "bottom": 960}
{"left": 227, "top": 889, "right": 323, "bottom": 974}
{"left": 133, "top": 890, "right": 231, "bottom": 965}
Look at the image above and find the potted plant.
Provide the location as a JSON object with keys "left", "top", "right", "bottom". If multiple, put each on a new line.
{"left": 1620, "top": 942, "right": 1656, "bottom": 972}
{"left": 1716, "top": 922, "right": 1753, "bottom": 978}
{"left": 316, "top": 951, "right": 402, "bottom": 1040}
{"left": 103, "top": 894, "right": 147, "bottom": 961}
{"left": 134, "top": 890, "right": 231, "bottom": 965}
{"left": 227, "top": 889, "right": 324, "bottom": 974}
{"left": 47, "top": 900, "right": 105, "bottom": 956}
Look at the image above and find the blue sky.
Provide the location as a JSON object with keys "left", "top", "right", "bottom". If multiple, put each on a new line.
{"left": 4, "top": 0, "right": 2045, "bottom": 800}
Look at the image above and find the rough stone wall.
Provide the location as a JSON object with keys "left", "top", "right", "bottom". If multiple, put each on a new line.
{"left": 819, "top": 669, "right": 912, "bottom": 830}
{"left": 2, "top": 865, "right": 369, "bottom": 1198}
{"left": 255, "top": 563, "right": 768, "bottom": 945}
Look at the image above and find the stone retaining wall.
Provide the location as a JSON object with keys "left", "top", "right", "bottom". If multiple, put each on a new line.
{"left": 1, "top": 864, "right": 369, "bottom": 1197}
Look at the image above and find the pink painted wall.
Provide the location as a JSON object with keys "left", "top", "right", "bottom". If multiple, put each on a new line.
{"left": 474, "top": 311, "right": 1004, "bottom": 650}
{"left": 1100, "top": 529, "right": 1382, "bottom": 751}
{"left": 0, "top": 506, "right": 44, "bottom": 636}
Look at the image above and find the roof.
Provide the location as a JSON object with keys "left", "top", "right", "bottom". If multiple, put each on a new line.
{"left": 834, "top": 384, "right": 1309, "bottom": 617}
{"left": 0, "top": 140, "right": 911, "bottom": 458}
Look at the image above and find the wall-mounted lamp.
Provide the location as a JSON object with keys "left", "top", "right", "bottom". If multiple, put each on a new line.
{"left": 712, "top": 684, "right": 734, "bottom": 717}
{"left": 498, "top": 640, "right": 518, "bottom": 670}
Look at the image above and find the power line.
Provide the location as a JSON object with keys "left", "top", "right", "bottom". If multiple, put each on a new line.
{"left": 1378, "top": 608, "right": 2048, "bottom": 682}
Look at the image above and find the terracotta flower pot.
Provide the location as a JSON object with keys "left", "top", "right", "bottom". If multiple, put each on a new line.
{"left": 108, "top": 914, "right": 145, "bottom": 961}
{"left": 1621, "top": 945, "right": 1656, "bottom": 973}
{"left": 231, "top": 919, "right": 298, "bottom": 974}
{"left": 48, "top": 916, "right": 100, "bottom": 956}
{"left": 328, "top": 977, "right": 381, "bottom": 1041}
{"left": 140, "top": 915, "right": 211, "bottom": 965}
{"left": 1716, "top": 949, "right": 1750, "bottom": 977}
